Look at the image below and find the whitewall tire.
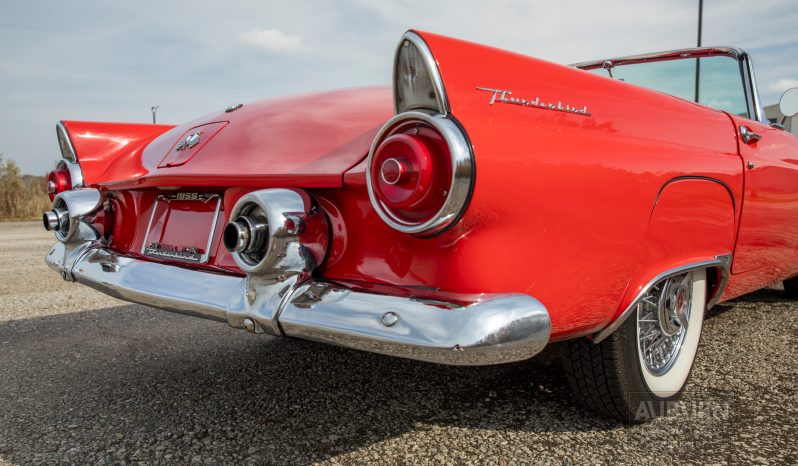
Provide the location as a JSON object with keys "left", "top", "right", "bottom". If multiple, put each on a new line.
{"left": 561, "top": 268, "right": 707, "bottom": 421}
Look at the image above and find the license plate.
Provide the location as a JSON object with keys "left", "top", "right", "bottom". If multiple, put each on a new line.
{"left": 140, "top": 193, "right": 222, "bottom": 264}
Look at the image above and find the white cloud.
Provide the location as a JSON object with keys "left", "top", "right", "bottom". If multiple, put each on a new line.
{"left": 769, "top": 79, "right": 798, "bottom": 93}
{"left": 239, "top": 27, "right": 306, "bottom": 53}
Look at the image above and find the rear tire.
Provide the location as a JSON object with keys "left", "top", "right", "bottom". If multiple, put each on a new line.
{"left": 561, "top": 269, "right": 706, "bottom": 422}
{"left": 783, "top": 276, "right": 798, "bottom": 299}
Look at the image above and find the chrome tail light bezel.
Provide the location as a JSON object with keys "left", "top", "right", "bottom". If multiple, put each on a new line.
{"left": 56, "top": 158, "right": 84, "bottom": 189}
{"left": 366, "top": 111, "right": 474, "bottom": 237}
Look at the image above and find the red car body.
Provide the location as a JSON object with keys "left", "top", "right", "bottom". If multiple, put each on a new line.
{"left": 44, "top": 30, "right": 798, "bottom": 368}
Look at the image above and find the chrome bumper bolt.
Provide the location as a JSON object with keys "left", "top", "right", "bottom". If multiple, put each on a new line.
{"left": 244, "top": 318, "right": 256, "bottom": 332}
{"left": 381, "top": 312, "right": 399, "bottom": 327}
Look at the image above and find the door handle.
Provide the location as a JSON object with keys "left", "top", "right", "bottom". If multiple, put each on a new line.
{"left": 740, "top": 126, "right": 762, "bottom": 144}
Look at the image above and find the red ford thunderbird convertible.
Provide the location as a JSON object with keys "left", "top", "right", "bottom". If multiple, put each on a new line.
{"left": 43, "top": 30, "right": 798, "bottom": 421}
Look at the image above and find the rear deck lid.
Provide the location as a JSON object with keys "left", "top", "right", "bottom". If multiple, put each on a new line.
{"left": 100, "top": 87, "right": 394, "bottom": 189}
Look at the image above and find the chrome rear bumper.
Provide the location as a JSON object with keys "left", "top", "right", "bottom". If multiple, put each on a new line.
{"left": 46, "top": 243, "right": 551, "bottom": 365}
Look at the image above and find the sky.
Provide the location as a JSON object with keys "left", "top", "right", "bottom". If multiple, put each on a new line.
{"left": 1, "top": 0, "right": 797, "bottom": 175}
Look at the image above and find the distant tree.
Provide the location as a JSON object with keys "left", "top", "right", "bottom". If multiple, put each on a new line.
{"left": 0, "top": 154, "right": 23, "bottom": 218}
{"left": 0, "top": 154, "right": 50, "bottom": 220}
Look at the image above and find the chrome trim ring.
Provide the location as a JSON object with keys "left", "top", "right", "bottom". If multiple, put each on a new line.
{"left": 366, "top": 111, "right": 474, "bottom": 237}
{"left": 379, "top": 158, "right": 404, "bottom": 185}
{"left": 57, "top": 121, "right": 77, "bottom": 162}
{"left": 394, "top": 31, "right": 450, "bottom": 116}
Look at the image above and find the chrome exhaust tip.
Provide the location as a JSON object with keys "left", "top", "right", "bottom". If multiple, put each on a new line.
{"left": 223, "top": 219, "right": 250, "bottom": 253}
{"left": 222, "top": 215, "right": 267, "bottom": 254}
{"left": 42, "top": 208, "right": 67, "bottom": 232}
{"left": 43, "top": 211, "right": 58, "bottom": 231}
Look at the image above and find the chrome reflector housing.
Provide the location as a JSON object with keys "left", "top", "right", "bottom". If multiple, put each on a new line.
{"left": 56, "top": 121, "right": 77, "bottom": 162}
{"left": 394, "top": 31, "right": 449, "bottom": 115}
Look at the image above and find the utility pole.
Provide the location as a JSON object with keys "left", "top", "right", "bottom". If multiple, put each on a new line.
{"left": 695, "top": 0, "right": 703, "bottom": 103}
{"left": 151, "top": 105, "right": 159, "bottom": 124}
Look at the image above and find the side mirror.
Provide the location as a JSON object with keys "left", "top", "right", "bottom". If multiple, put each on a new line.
{"left": 779, "top": 88, "right": 798, "bottom": 126}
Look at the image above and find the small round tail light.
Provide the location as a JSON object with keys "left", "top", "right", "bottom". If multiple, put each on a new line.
{"left": 366, "top": 111, "right": 474, "bottom": 236}
{"left": 46, "top": 166, "right": 72, "bottom": 201}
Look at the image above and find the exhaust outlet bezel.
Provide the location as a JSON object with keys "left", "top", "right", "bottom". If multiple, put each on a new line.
{"left": 45, "top": 189, "right": 103, "bottom": 244}
{"left": 224, "top": 189, "right": 328, "bottom": 277}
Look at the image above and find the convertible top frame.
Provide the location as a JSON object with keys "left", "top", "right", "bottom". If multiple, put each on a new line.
{"left": 573, "top": 46, "right": 766, "bottom": 123}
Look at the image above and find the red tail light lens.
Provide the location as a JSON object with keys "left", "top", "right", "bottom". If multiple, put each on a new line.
{"left": 367, "top": 112, "right": 474, "bottom": 236}
{"left": 46, "top": 166, "right": 72, "bottom": 201}
{"left": 371, "top": 128, "right": 451, "bottom": 223}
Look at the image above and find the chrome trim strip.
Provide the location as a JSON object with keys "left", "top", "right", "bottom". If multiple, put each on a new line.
{"left": 572, "top": 46, "right": 746, "bottom": 70}
{"left": 742, "top": 53, "right": 766, "bottom": 123}
{"left": 140, "top": 196, "right": 162, "bottom": 256}
{"left": 57, "top": 121, "right": 78, "bottom": 162}
{"left": 202, "top": 196, "right": 222, "bottom": 264}
{"left": 593, "top": 256, "right": 731, "bottom": 343}
{"left": 49, "top": 246, "right": 551, "bottom": 366}
{"left": 394, "top": 31, "right": 450, "bottom": 116}
{"left": 707, "top": 253, "right": 732, "bottom": 309}
{"left": 366, "top": 111, "right": 474, "bottom": 236}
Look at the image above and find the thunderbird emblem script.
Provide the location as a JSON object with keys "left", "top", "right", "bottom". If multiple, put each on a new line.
{"left": 476, "top": 87, "right": 591, "bottom": 117}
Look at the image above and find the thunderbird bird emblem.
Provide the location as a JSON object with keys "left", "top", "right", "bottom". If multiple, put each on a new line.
{"left": 175, "top": 131, "right": 203, "bottom": 152}
{"left": 476, "top": 87, "right": 591, "bottom": 117}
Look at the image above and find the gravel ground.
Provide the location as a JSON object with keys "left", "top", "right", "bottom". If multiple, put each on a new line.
{"left": 0, "top": 221, "right": 796, "bottom": 465}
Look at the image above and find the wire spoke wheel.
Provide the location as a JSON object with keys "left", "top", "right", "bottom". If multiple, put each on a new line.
{"left": 562, "top": 268, "right": 707, "bottom": 420}
{"left": 637, "top": 272, "right": 693, "bottom": 376}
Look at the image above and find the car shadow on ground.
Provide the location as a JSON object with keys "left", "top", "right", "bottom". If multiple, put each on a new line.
{"left": 0, "top": 303, "right": 618, "bottom": 464}
{"left": 0, "top": 288, "right": 777, "bottom": 464}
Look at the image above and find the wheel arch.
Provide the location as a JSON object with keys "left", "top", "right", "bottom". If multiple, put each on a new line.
{"left": 593, "top": 177, "right": 736, "bottom": 343}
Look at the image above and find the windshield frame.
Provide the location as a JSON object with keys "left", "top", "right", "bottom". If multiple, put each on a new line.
{"left": 572, "top": 47, "right": 765, "bottom": 123}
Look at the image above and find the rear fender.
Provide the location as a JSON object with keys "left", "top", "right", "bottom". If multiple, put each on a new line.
{"left": 60, "top": 121, "right": 175, "bottom": 185}
{"left": 594, "top": 178, "right": 736, "bottom": 342}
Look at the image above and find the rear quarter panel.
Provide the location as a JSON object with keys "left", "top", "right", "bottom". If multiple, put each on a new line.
{"left": 416, "top": 31, "right": 744, "bottom": 337}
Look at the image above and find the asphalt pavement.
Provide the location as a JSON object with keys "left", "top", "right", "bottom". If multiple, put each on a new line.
{"left": 1, "top": 221, "right": 796, "bottom": 465}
